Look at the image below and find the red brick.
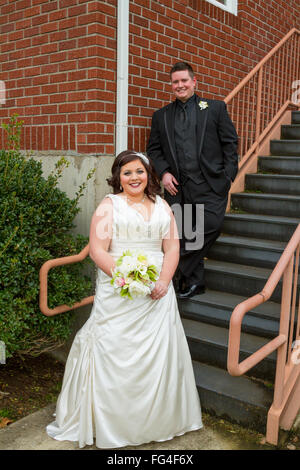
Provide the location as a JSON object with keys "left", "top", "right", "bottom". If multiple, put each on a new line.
{"left": 55, "top": 125, "right": 62, "bottom": 149}
{"left": 50, "top": 126, "right": 56, "bottom": 147}
{"left": 42, "top": 104, "right": 58, "bottom": 114}
{"left": 31, "top": 126, "right": 37, "bottom": 149}
{"left": 40, "top": 21, "right": 59, "bottom": 34}
{"left": 16, "top": 38, "right": 31, "bottom": 49}
{"left": 63, "top": 125, "right": 69, "bottom": 150}
{"left": 49, "top": 72, "right": 67, "bottom": 83}
{"left": 41, "top": 64, "right": 60, "bottom": 75}
{"left": 50, "top": 93, "right": 67, "bottom": 103}
{"left": 68, "top": 4, "right": 86, "bottom": 17}
{"left": 59, "top": 103, "right": 77, "bottom": 113}
{"left": 32, "top": 35, "right": 49, "bottom": 46}
{"left": 87, "top": 133, "right": 113, "bottom": 144}
{"left": 70, "top": 125, "right": 76, "bottom": 150}
{"left": 31, "top": 13, "right": 49, "bottom": 27}
{"left": 24, "top": 6, "right": 40, "bottom": 17}
{"left": 42, "top": 1, "right": 58, "bottom": 13}
{"left": 50, "top": 31, "right": 67, "bottom": 42}
{"left": 59, "top": 60, "right": 77, "bottom": 71}
{"left": 59, "top": 17, "right": 77, "bottom": 30}
{"left": 59, "top": 0, "right": 77, "bottom": 8}
{"left": 68, "top": 91, "right": 87, "bottom": 102}
{"left": 25, "top": 126, "right": 31, "bottom": 149}
{"left": 44, "top": 126, "right": 49, "bottom": 150}
{"left": 68, "top": 26, "right": 86, "bottom": 39}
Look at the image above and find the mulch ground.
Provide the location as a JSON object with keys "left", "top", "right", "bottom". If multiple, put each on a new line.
{"left": 0, "top": 353, "right": 65, "bottom": 428}
{"left": 0, "top": 353, "right": 299, "bottom": 451}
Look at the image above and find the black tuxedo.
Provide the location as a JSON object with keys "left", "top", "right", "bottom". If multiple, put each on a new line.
{"left": 146, "top": 94, "right": 238, "bottom": 287}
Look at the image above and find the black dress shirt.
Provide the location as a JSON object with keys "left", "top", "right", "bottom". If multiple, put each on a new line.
{"left": 174, "top": 94, "right": 203, "bottom": 184}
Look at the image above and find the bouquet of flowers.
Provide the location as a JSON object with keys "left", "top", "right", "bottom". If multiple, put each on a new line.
{"left": 111, "top": 250, "right": 159, "bottom": 299}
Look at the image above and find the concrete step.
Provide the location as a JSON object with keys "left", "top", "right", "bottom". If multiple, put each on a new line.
{"left": 193, "top": 360, "right": 273, "bottom": 433}
{"left": 245, "top": 173, "right": 300, "bottom": 195}
{"left": 204, "top": 259, "right": 284, "bottom": 303}
{"left": 281, "top": 124, "right": 300, "bottom": 140}
{"left": 258, "top": 156, "right": 300, "bottom": 175}
{"left": 270, "top": 140, "right": 300, "bottom": 156}
{"left": 178, "top": 288, "right": 280, "bottom": 338}
{"left": 292, "top": 111, "right": 300, "bottom": 124}
{"left": 208, "top": 234, "right": 286, "bottom": 269}
{"left": 222, "top": 213, "right": 299, "bottom": 242}
{"left": 182, "top": 318, "right": 276, "bottom": 380}
{"left": 231, "top": 192, "right": 300, "bottom": 218}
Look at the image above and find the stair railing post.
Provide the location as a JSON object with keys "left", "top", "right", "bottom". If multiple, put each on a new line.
{"left": 296, "top": 34, "right": 300, "bottom": 110}
{"left": 272, "top": 258, "right": 293, "bottom": 410}
{"left": 255, "top": 67, "right": 263, "bottom": 152}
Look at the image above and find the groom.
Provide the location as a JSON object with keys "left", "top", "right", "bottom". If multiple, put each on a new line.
{"left": 146, "top": 62, "right": 238, "bottom": 298}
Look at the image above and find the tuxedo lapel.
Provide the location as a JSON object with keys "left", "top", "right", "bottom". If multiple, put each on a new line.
{"left": 196, "top": 96, "right": 208, "bottom": 161}
{"left": 164, "top": 101, "right": 179, "bottom": 175}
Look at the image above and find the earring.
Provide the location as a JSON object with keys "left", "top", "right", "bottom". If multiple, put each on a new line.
{"left": 120, "top": 184, "right": 123, "bottom": 191}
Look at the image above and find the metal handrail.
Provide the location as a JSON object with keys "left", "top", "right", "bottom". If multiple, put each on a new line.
{"left": 225, "top": 28, "right": 299, "bottom": 104}
{"left": 227, "top": 224, "right": 300, "bottom": 376}
{"left": 39, "top": 244, "right": 93, "bottom": 316}
{"left": 224, "top": 28, "right": 300, "bottom": 169}
{"left": 227, "top": 224, "right": 300, "bottom": 445}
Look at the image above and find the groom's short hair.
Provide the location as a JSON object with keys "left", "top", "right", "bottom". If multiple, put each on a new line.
{"left": 170, "top": 62, "right": 194, "bottom": 79}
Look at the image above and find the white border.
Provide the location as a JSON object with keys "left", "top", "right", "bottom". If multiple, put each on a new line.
{"left": 206, "top": 0, "right": 238, "bottom": 16}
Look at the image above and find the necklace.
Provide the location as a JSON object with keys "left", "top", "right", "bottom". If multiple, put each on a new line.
{"left": 126, "top": 194, "right": 146, "bottom": 205}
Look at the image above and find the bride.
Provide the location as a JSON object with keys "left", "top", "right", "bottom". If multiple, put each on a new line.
{"left": 46, "top": 150, "right": 203, "bottom": 449}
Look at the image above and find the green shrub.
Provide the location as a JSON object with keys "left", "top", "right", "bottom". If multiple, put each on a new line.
{"left": 0, "top": 115, "right": 95, "bottom": 359}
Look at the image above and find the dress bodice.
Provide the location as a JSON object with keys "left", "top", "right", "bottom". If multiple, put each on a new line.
{"left": 104, "top": 194, "right": 171, "bottom": 258}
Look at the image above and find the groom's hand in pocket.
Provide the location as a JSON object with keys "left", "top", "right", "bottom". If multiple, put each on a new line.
{"left": 150, "top": 280, "right": 168, "bottom": 300}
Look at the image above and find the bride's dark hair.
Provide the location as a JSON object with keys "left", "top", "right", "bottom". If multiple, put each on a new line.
{"left": 106, "top": 150, "right": 162, "bottom": 203}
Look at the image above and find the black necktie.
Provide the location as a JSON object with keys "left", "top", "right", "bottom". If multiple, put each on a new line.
{"left": 179, "top": 104, "right": 187, "bottom": 125}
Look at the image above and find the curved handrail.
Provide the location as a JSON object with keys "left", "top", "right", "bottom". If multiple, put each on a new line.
{"left": 224, "top": 28, "right": 300, "bottom": 105}
{"left": 39, "top": 244, "right": 94, "bottom": 317}
{"left": 223, "top": 28, "right": 300, "bottom": 179}
{"left": 227, "top": 224, "right": 300, "bottom": 376}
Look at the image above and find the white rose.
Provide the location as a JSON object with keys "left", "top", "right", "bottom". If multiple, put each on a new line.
{"left": 121, "top": 255, "right": 135, "bottom": 265}
{"left": 138, "top": 264, "right": 147, "bottom": 276}
{"left": 128, "top": 280, "right": 151, "bottom": 298}
{"left": 119, "top": 257, "right": 136, "bottom": 277}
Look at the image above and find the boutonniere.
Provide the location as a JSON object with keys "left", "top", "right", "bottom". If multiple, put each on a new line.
{"left": 199, "top": 101, "right": 208, "bottom": 110}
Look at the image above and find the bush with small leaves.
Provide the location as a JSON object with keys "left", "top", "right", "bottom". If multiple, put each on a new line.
{"left": 0, "top": 115, "right": 95, "bottom": 359}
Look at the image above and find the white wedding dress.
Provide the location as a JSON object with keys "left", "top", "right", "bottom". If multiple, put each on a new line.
{"left": 46, "top": 194, "right": 203, "bottom": 449}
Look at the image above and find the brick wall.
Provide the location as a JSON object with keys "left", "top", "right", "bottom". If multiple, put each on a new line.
{"left": 0, "top": 0, "right": 299, "bottom": 156}
{"left": 0, "top": 0, "right": 117, "bottom": 155}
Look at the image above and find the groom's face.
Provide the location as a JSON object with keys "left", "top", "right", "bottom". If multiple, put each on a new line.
{"left": 171, "top": 70, "right": 196, "bottom": 102}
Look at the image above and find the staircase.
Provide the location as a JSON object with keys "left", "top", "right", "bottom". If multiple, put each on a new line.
{"left": 179, "top": 110, "right": 300, "bottom": 433}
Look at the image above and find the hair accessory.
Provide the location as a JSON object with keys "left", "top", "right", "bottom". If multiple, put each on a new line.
{"left": 135, "top": 152, "right": 149, "bottom": 165}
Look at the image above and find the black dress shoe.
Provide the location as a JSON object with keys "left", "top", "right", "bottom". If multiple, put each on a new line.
{"left": 177, "top": 283, "right": 205, "bottom": 299}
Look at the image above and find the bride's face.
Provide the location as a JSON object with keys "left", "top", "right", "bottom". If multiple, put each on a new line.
{"left": 119, "top": 159, "right": 148, "bottom": 197}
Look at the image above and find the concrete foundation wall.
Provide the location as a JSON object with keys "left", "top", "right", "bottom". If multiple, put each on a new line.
{"left": 30, "top": 151, "right": 113, "bottom": 236}
{"left": 33, "top": 152, "right": 114, "bottom": 362}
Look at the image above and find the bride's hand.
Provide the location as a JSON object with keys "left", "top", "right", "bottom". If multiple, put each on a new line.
{"left": 150, "top": 280, "right": 168, "bottom": 300}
